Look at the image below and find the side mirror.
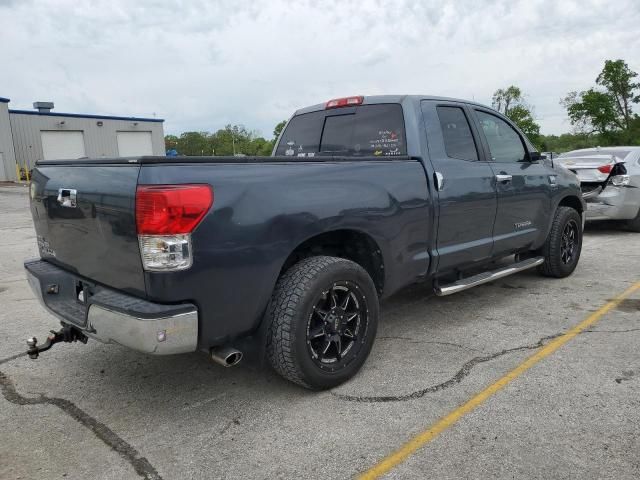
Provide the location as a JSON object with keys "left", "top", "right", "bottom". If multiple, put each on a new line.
{"left": 529, "top": 151, "right": 545, "bottom": 162}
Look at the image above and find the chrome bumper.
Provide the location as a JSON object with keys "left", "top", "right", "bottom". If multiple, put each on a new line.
{"left": 26, "top": 262, "right": 198, "bottom": 355}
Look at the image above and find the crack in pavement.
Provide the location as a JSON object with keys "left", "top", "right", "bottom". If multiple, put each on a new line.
{"left": 0, "top": 352, "right": 27, "bottom": 365}
{"left": 0, "top": 370, "right": 162, "bottom": 480}
{"left": 331, "top": 333, "right": 563, "bottom": 403}
{"left": 219, "top": 417, "right": 242, "bottom": 435}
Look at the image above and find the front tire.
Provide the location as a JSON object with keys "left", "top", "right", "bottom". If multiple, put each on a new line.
{"left": 266, "top": 256, "right": 379, "bottom": 390}
{"left": 538, "top": 206, "right": 583, "bottom": 278}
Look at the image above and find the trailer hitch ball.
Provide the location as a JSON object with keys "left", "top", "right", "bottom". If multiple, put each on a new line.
{"left": 26, "top": 326, "right": 88, "bottom": 359}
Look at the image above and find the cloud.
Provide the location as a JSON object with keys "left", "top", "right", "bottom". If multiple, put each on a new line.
{"left": 1, "top": 0, "right": 638, "bottom": 136}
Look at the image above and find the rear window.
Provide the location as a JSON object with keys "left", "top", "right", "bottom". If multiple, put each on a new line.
{"left": 275, "top": 104, "right": 407, "bottom": 157}
{"left": 436, "top": 106, "right": 478, "bottom": 161}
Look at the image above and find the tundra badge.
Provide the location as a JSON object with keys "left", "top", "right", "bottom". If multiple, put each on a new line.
{"left": 514, "top": 220, "right": 532, "bottom": 229}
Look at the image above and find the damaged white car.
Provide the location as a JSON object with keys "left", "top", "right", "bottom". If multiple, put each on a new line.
{"left": 556, "top": 146, "right": 640, "bottom": 231}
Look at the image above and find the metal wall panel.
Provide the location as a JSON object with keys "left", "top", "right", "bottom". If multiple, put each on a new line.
{"left": 8, "top": 112, "right": 165, "bottom": 169}
{"left": 0, "top": 102, "right": 18, "bottom": 181}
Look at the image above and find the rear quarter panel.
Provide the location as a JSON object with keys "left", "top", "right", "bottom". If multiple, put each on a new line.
{"left": 138, "top": 160, "right": 432, "bottom": 346}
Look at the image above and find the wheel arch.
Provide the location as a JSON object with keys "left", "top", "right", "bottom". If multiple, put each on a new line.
{"left": 278, "top": 229, "right": 385, "bottom": 295}
{"left": 557, "top": 194, "right": 584, "bottom": 215}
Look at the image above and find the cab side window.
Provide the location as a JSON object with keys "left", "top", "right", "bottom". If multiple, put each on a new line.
{"left": 436, "top": 106, "right": 478, "bottom": 161}
{"left": 476, "top": 110, "right": 526, "bottom": 163}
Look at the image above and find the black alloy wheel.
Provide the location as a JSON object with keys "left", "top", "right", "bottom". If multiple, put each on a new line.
{"left": 560, "top": 219, "right": 579, "bottom": 264}
{"left": 306, "top": 282, "right": 368, "bottom": 372}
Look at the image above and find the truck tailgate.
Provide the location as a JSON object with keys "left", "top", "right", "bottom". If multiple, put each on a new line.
{"left": 29, "top": 163, "right": 146, "bottom": 296}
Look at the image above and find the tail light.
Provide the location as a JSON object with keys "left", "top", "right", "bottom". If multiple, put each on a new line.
{"left": 597, "top": 164, "right": 613, "bottom": 174}
{"left": 136, "top": 185, "right": 213, "bottom": 271}
{"left": 325, "top": 96, "right": 364, "bottom": 109}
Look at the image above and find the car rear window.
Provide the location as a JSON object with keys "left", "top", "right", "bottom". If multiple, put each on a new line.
{"left": 275, "top": 104, "right": 407, "bottom": 157}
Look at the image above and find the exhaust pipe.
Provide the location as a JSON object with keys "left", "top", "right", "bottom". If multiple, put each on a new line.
{"left": 210, "top": 346, "right": 243, "bottom": 367}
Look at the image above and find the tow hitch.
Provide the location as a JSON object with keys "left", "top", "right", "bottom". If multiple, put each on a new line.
{"left": 26, "top": 324, "right": 88, "bottom": 359}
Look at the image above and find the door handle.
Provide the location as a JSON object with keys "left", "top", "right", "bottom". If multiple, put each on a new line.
{"left": 57, "top": 188, "right": 77, "bottom": 208}
{"left": 495, "top": 174, "right": 512, "bottom": 183}
{"left": 434, "top": 172, "right": 445, "bottom": 191}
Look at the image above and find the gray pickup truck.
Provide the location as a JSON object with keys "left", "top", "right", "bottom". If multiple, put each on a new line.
{"left": 25, "top": 95, "right": 585, "bottom": 389}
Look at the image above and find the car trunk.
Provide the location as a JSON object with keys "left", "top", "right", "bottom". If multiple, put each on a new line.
{"left": 29, "top": 161, "right": 146, "bottom": 296}
{"left": 556, "top": 154, "right": 628, "bottom": 198}
{"left": 556, "top": 154, "right": 618, "bottom": 183}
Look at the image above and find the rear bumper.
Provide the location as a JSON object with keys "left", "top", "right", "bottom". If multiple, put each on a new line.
{"left": 585, "top": 185, "right": 640, "bottom": 221}
{"left": 25, "top": 259, "right": 198, "bottom": 355}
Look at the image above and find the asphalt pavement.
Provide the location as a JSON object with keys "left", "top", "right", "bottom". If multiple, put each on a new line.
{"left": 1, "top": 184, "right": 638, "bottom": 480}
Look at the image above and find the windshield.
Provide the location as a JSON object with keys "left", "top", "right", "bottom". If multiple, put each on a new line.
{"left": 275, "top": 104, "right": 407, "bottom": 157}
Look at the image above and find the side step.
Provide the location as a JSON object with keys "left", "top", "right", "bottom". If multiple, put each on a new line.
{"left": 435, "top": 257, "right": 545, "bottom": 297}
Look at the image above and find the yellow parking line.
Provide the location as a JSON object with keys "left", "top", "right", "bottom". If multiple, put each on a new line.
{"left": 358, "top": 280, "right": 640, "bottom": 480}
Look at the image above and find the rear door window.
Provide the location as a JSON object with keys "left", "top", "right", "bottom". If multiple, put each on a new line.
{"left": 436, "top": 106, "right": 478, "bottom": 161}
{"left": 275, "top": 104, "right": 406, "bottom": 157}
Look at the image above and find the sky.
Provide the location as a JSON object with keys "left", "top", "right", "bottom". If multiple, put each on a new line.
{"left": 1, "top": 0, "right": 639, "bottom": 138}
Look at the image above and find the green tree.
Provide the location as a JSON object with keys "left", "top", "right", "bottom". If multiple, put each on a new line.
{"left": 492, "top": 86, "right": 541, "bottom": 143}
{"left": 164, "top": 119, "right": 293, "bottom": 157}
{"left": 164, "top": 134, "right": 179, "bottom": 151}
{"left": 492, "top": 86, "right": 523, "bottom": 114}
{"left": 177, "top": 131, "right": 211, "bottom": 156}
{"left": 211, "top": 124, "right": 257, "bottom": 155}
{"left": 505, "top": 104, "right": 540, "bottom": 143}
{"left": 273, "top": 120, "right": 287, "bottom": 140}
{"left": 538, "top": 133, "right": 599, "bottom": 153}
{"left": 562, "top": 59, "right": 640, "bottom": 140}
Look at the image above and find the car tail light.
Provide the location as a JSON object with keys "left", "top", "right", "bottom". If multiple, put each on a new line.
{"left": 325, "top": 96, "right": 364, "bottom": 109}
{"left": 597, "top": 164, "right": 613, "bottom": 174}
{"left": 136, "top": 185, "right": 213, "bottom": 271}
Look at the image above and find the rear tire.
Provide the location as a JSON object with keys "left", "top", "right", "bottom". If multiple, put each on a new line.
{"left": 266, "top": 256, "right": 379, "bottom": 390}
{"left": 538, "top": 206, "right": 583, "bottom": 278}
{"left": 626, "top": 207, "right": 640, "bottom": 232}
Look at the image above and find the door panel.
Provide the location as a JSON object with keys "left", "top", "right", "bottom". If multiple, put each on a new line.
{"left": 472, "top": 109, "right": 551, "bottom": 255}
{"left": 421, "top": 101, "right": 497, "bottom": 272}
{"left": 117, "top": 131, "right": 153, "bottom": 157}
{"left": 489, "top": 162, "right": 551, "bottom": 254}
{"left": 41, "top": 131, "right": 86, "bottom": 160}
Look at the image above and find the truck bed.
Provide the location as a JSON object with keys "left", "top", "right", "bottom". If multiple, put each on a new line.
{"left": 30, "top": 155, "right": 431, "bottom": 347}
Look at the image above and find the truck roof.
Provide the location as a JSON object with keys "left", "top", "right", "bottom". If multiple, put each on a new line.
{"left": 294, "top": 95, "right": 492, "bottom": 115}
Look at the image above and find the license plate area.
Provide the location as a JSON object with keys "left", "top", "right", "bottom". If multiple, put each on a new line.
{"left": 40, "top": 271, "right": 90, "bottom": 327}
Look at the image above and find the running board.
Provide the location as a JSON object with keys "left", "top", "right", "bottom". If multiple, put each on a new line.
{"left": 435, "top": 257, "right": 545, "bottom": 297}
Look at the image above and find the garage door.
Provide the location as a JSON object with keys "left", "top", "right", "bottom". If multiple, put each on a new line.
{"left": 117, "top": 131, "right": 153, "bottom": 157}
{"left": 41, "top": 131, "right": 86, "bottom": 160}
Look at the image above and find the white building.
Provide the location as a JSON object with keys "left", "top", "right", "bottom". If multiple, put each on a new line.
{"left": 0, "top": 97, "right": 165, "bottom": 181}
